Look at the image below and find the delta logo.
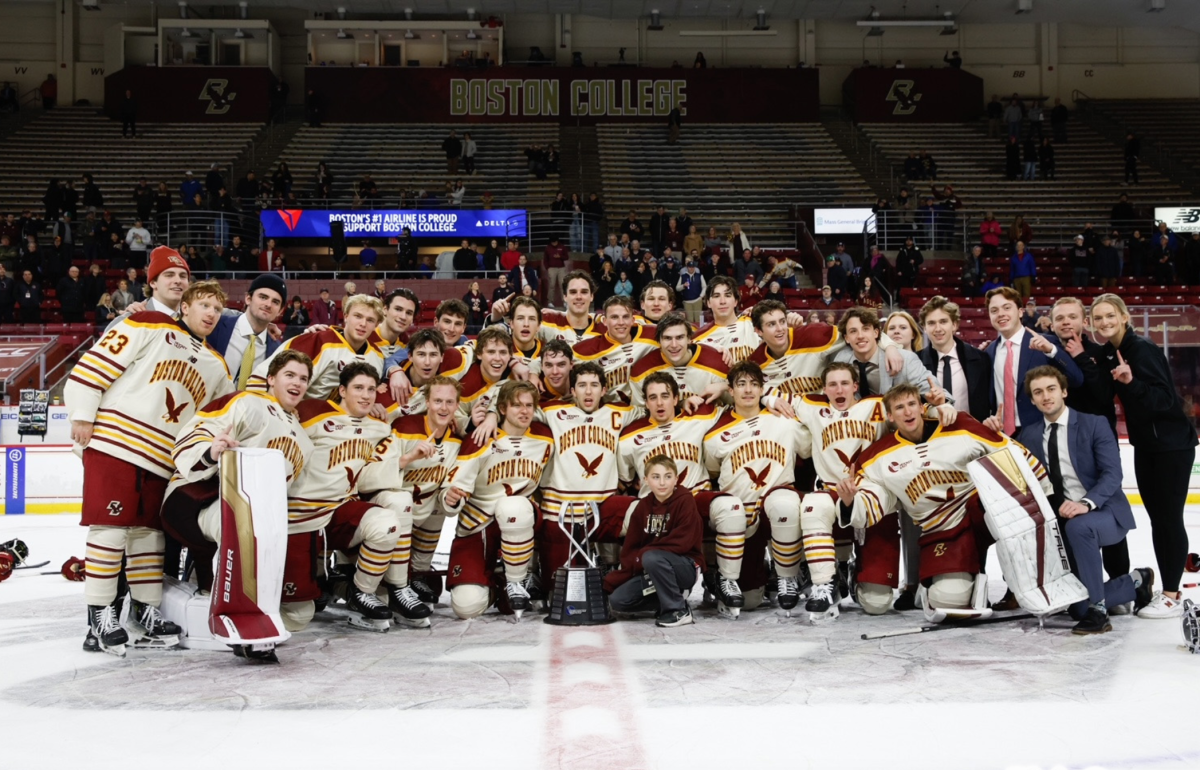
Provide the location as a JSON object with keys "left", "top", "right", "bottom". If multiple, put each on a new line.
{"left": 277, "top": 210, "right": 305, "bottom": 231}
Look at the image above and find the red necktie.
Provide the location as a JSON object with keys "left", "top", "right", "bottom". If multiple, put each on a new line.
{"left": 1003, "top": 340, "right": 1017, "bottom": 435}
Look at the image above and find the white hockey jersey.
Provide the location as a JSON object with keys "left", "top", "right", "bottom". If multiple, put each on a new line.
{"left": 703, "top": 407, "right": 811, "bottom": 524}
{"left": 628, "top": 343, "right": 729, "bottom": 410}
{"left": 247, "top": 327, "right": 384, "bottom": 401}
{"left": 617, "top": 402, "right": 722, "bottom": 495}
{"left": 441, "top": 422, "right": 555, "bottom": 535}
{"left": 848, "top": 414, "right": 1050, "bottom": 536}
{"left": 169, "top": 391, "right": 314, "bottom": 498}
{"left": 747, "top": 324, "right": 842, "bottom": 397}
{"left": 694, "top": 313, "right": 759, "bottom": 364}
{"left": 540, "top": 399, "right": 639, "bottom": 522}
{"left": 288, "top": 399, "right": 395, "bottom": 534}
{"left": 571, "top": 325, "right": 659, "bottom": 403}
{"left": 65, "top": 311, "right": 234, "bottom": 478}
{"left": 359, "top": 414, "right": 463, "bottom": 522}
{"left": 538, "top": 309, "right": 606, "bottom": 346}
{"left": 788, "top": 394, "right": 889, "bottom": 487}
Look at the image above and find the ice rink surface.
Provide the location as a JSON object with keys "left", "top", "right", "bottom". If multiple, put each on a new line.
{"left": 2, "top": 507, "right": 1198, "bottom": 770}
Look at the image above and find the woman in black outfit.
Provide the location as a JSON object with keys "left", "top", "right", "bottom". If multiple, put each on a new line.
{"left": 1089, "top": 293, "right": 1196, "bottom": 618}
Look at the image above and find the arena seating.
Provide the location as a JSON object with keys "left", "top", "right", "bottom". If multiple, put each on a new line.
{"left": 597, "top": 123, "right": 873, "bottom": 249}
{"left": 274, "top": 123, "right": 561, "bottom": 209}
{"left": 858, "top": 120, "right": 1191, "bottom": 236}
{"left": 0, "top": 106, "right": 261, "bottom": 224}
{"left": 1084, "top": 99, "right": 1200, "bottom": 174}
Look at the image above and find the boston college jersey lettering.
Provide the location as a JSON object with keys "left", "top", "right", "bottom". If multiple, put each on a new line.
{"left": 541, "top": 400, "right": 637, "bottom": 521}
{"left": 618, "top": 403, "right": 721, "bottom": 495}
{"left": 788, "top": 394, "right": 888, "bottom": 486}
{"left": 443, "top": 422, "right": 554, "bottom": 535}
{"left": 704, "top": 408, "right": 811, "bottom": 519}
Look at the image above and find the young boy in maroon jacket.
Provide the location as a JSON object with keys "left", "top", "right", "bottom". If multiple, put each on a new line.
{"left": 603, "top": 455, "right": 704, "bottom": 627}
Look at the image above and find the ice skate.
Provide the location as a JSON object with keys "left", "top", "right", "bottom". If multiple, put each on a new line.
{"left": 521, "top": 572, "right": 545, "bottom": 611}
{"left": 232, "top": 643, "right": 279, "bottom": 663}
{"left": 776, "top": 575, "right": 800, "bottom": 614}
{"left": 128, "top": 600, "right": 182, "bottom": 649}
{"left": 386, "top": 583, "right": 433, "bottom": 628}
{"left": 410, "top": 572, "right": 443, "bottom": 604}
{"left": 705, "top": 570, "right": 743, "bottom": 619}
{"left": 805, "top": 580, "right": 840, "bottom": 624}
{"left": 87, "top": 602, "right": 128, "bottom": 658}
{"left": 345, "top": 589, "right": 392, "bottom": 632}
{"left": 505, "top": 580, "right": 531, "bottom": 619}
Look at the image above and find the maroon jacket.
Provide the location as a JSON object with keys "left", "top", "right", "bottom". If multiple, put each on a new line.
{"left": 543, "top": 243, "right": 570, "bottom": 268}
{"left": 603, "top": 486, "right": 704, "bottom": 593}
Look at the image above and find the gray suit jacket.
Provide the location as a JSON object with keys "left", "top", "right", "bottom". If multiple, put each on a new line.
{"left": 833, "top": 345, "right": 932, "bottom": 397}
{"left": 1015, "top": 408, "right": 1135, "bottom": 530}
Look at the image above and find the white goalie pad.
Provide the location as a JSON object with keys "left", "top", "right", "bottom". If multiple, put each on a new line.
{"left": 160, "top": 576, "right": 229, "bottom": 652}
{"left": 968, "top": 445, "right": 1089, "bottom": 617}
{"left": 918, "top": 574, "right": 993, "bottom": 624}
{"left": 207, "top": 449, "right": 291, "bottom": 646}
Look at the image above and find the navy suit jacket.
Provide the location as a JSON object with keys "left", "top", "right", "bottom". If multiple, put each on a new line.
{"left": 1016, "top": 409, "right": 1135, "bottom": 531}
{"left": 986, "top": 331, "right": 1083, "bottom": 430}
{"left": 207, "top": 313, "right": 282, "bottom": 361}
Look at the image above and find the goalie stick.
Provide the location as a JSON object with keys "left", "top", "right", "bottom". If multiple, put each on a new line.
{"left": 861, "top": 612, "right": 1037, "bottom": 640}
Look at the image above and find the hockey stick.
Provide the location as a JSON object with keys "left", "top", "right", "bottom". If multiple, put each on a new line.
{"left": 861, "top": 612, "right": 1037, "bottom": 640}
{"left": 14, "top": 560, "right": 50, "bottom": 570}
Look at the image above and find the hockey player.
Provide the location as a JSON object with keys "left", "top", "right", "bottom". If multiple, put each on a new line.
{"left": 703, "top": 361, "right": 812, "bottom": 611}
{"left": 161, "top": 350, "right": 315, "bottom": 659}
{"left": 748, "top": 300, "right": 904, "bottom": 398}
{"left": 440, "top": 380, "right": 554, "bottom": 619}
{"left": 489, "top": 270, "right": 606, "bottom": 345}
{"left": 361, "top": 375, "right": 463, "bottom": 619}
{"left": 455, "top": 327, "right": 517, "bottom": 433}
{"left": 694, "top": 276, "right": 766, "bottom": 365}
{"left": 507, "top": 295, "right": 544, "bottom": 374}
{"left": 105, "top": 245, "right": 192, "bottom": 326}
{"left": 289, "top": 363, "right": 402, "bottom": 632}
{"left": 66, "top": 278, "right": 235, "bottom": 655}
{"left": 638, "top": 280, "right": 675, "bottom": 324}
{"left": 247, "top": 295, "right": 385, "bottom": 400}
{"left": 537, "top": 339, "right": 573, "bottom": 403}
{"left": 618, "top": 372, "right": 756, "bottom": 615}
{"left": 538, "top": 362, "right": 642, "bottom": 587}
{"left": 369, "top": 288, "right": 419, "bottom": 359}
{"left": 383, "top": 328, "right": 474, "bottom": 411}
{"left": 768, "top": 363, "right": 955, "bottom": 622}
{"left": 572, "top": 295, "right": 659, "bottom": 402}
{"left": 629, "top": 312, "right": 729, "bottom": 410}
{"left": 835, "top": 384, "right": 1050, "bottom": 616}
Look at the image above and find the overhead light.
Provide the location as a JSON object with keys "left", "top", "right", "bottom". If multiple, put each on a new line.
{"left": 866, "top": 26, "right": 884, "bottom": 36}
{"left": 81, "top": 0, "right": 102, "bottom": 11}
{"left": 466, "top": 7, "right": 476, "bottom": 20}
{"left": 648, "top": 10, "right": 663, "bottom": 31}
{"left": 238, "top": 1, "right": 248, "bottom": 19}
{"left": 1148, "top": 0, "right": 1166, "bottom": 10}
{"left": 753, "top": 8, "right": 769, "bottom": 31}
{"left": 179, "top": 27, "right": 195, "bottom": 38}
{"left": 404, "top": 8, "right": 413, "bottom": 20}
{"left": 336, "top": 6, "right": 346, "bottom": 20}
{"left": 178, "top": 1, "right": 187, "bottom": 18}
{"left": 1016, "top": 0, "right": 1033, "bottom": 14}
{"left": 234, "top": 28, "right": 254, "bottom": 39}
{"left": 404, "top": 29, "right": 419, "bottom": 39}
{"left": 940, "top": 11, "right": 958, "bottom": 34}
{"left": 466, "top": 29, "right": 479, "bottom": 40}
{"left": 336, "top": 28, "right": 353, "bottom": 39}
{"left": 856, "top": 19, "right": 958, "bottom": 27}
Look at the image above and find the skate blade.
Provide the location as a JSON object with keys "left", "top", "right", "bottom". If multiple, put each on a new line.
{"left": 100, "top": 642, "right": 127, "bottom": 658}
{"left": 508, "top": 609, "right": 525, "bottom": 622}
{"left": 347, "top": 616, "right": 391, "bottom": 633}
{"left": 131, "top": 634, "right": 181, "bottom": 649}
{"left": 807, "top": 607, "right": 840, "bottom": 625}
{"left": 717, "top": 602, "right": 741, "bottom": 620}
{"left": 232, "top": 644, "right": 279, "bottom": 663}
{"left": 393, "top": 614, "right": 432, "bottom": 629}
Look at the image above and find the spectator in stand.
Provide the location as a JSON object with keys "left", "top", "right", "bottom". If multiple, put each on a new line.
{"left": 1005, "top": 135, "right": 1021, "bottom": 180}
{"left": 42, "top": 234, "right": 68, "bottom": 285}
{"left": 206, "top": 243, "right": 227, "bottom": 273}
{"left": 826, "top": 255, "right": 848, "bottom": 300}
{"left": 463, "top": 281, "right": 490, "bottom": 332}
{"left": 881, "top": 310, "right": 921, "bottom": 353}
{"left": 894, "top": 236, "right": 924, "bottom": 289}
{"left": 124, "top": 267, "right": 146, "bottom": 301}
{"left": 1003, "top": 98, "right": 1023, "bottom": 139}
{"left": 397, "top": 227, "right": 418, "bottom": 272}
{"left": 449, "top": 180, "right": 467, "bottom": 208}
{"left": 1110, "top": 193, "right": 1136, "bottom": 236}
{"left": 124, "top": 218, "right": 151, "bottom": 269}
{"left": 987, "top": 94, "right": 1004, "bottom": 138}
{"left": 179, "top": 171, "right": 202, "bottom": 209}
{"left": 54, "top": 265, "right": 84, "bottom": 322}
{"left": 647, "top": 205, "right": 669, "bottom": 253}
{"left": 978, "top": 211, "right": 1002, "bottom": 259}
{"left": 359, "top": 241, "right": 378, "bottom": 271}
{"left": 1081, "top": 222, "right": 1101, "bottom": 256}
{"left": 443, "top": 130, "right": 462, "bottom": 174}
{"left": 962, "top": 245, "right": 984, "bottom": 296}
{"left": 1110, "top": 230, "right": 1127, "bottom": 277}
{"left": 0, "top": 265, "right": 13, "bottom": 323}
{"left": 313, "top": 161, "right": 334, "bottom": 200}
{"left": 733, "top": 248, "right": 763, "bottom": 286}
{"left": 1027, "top": 101, "right": 1044, "bottom": 140}
{"left": 1068, "top": 235, "right": 1091, "bottom": 288}
{"left": 500, "top": 239, "right": 523, "bottom": 271}
{"left": 543, "top": 235, "right": 570, "bottom": 307}
{"left": 235, "top": 171, "right": 258, "bottom": 210}
{"left": 1153, "top": 235, "right": 1175, "bottom": 283}
{"left": 660, "top": 252, "right": 681, "bottom": 288}
{"left": 82, "top": 264, "right": 106, "bottom": 308}
{"left": 1124, "top": 133, "right": 1140, "bottom": 185}
{"left": 903, "top": 152, "right": 922, "bottom": 181}
{"left": 1155, "top": 220, "right": 1178, "bottom": 253}
{"left": 676, "top": 259, "right": 706, "bottom": 324}
{"left": 740, "top": 275, "right": 762, "bottom": 308}
{"left": 918, "top": 150, "right": 938, "bottom": 181}
{"left": 489, "top": 274, "right": 511, "bottom": 306}
{"left": 0, "top": 234, "right": 15, "bottom": 273}
{"left": 227, "top": 234, "right": 249, "bottom": 277}
{"left": 1021, "top": 298, "right": 1040, "bottom": 330}
{"left": 372, "top": 279, "right": 387, "bottom": 301}
{"left": 1095, "top": 234, "right": 1122, "bottom": 289}
{"left": 260, "top": 238, "right": 284, "bottom": 273}
{"left": 81, "top": 173, "right": 104, "bottom": 212}
{"left": 944, "top": 50, "right": 962, "bottom": 68}
{"left": 621, "top": 210, "right": 645, "bottom": 243}
{"left": 602, "top": 233, "right": 623, "bottom": 263}
{"left": 281, "top": 296, "right": 310, "bottom": 333}
{"left": 132, "top": 177, "right": 154, "bottom": 222}
{"left": 1009, "top": 215, "right": 1033, "bottom": 252}
{"left": 186, "top": 247, "right": 208, "bottom": 276}
{"left": 703, "top": 226, "right": 726, "bottom": 257}
{"left": 481, "top": 238, "right": 502, "bottom": 274}
{"left": 865, "top": 245, "right": 894, "bottom": 295}
{"left": 614, "top": 270, "right": 634, "bottom": 299}
{"left": 1022, "top": 137, "right": 1038, "bottom": 180}
{"left": 761, "top": 253, "right": 803, "bottom": 291}
{"left": 461, "top": 132, "right": 477, "bottom": 175}
{"left": 509, "top": 253, "right": 538, "bottom": 295}
{"left": 153, "top": 182, "right": 172, "bottom": 217}
{"left": 683, "top": 224, "right": 704, "bottom": 257}
{"left": 1050, "top": 97, "right": 1069, "bottom": 143}
{"left": 210, "top": 186, "right": 238, "bottom": 246}
{"left": 15, "top": 269, "right": 40, "bottom": 323}
{"left": 663, "top": 218, "right": 685, "bottom": 254}
{"left": 205, "top": 163, "right": 225, "bottom": 202}
{"left": 667, "top": 104, "right": 682, "bottom": 144}
{"left": 818, "top": 285, "right": 836, "bottom": 308}
{"left": 727, "top": 223, "right": 751, "bottom": 264}
{"left": 95, "top": 292, "right": 117, "bottom": 327}
{"left": 452, "top": 239, "right": 479, "bottom": 278}
{"left": 312, "top": 288, "right": 338, "bottom": 325}
{"left": 1181, "top": 231, "right": 1200, "bottom": 286}
{"left": 1009, "top": 241, "right": 1036, "bottom": 302}
{"left": 594, "top": 260, "right": 617, "bottom": 305}
{"left": 763, "top": 280, "right": 785, "bottom": 304}
{"left": 1039, "top": 138, "right": 1056, "bottom": 180}
{"left": 856, "top": 276, "right": 882, "bottom": 309}
{"left": 60, "top": 181, "right": 79, "bottom": 218}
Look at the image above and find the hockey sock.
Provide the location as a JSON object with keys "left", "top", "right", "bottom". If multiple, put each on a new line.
{"left": 125, "top": 527, "right": 166, "bottom": 606}
{"left": 84, "top": 526, "right": 129, "bottom": 606}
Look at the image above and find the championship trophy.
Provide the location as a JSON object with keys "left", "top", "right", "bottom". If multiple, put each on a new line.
{"left": 544, "top": 502, "right": 614, "bottom": 625}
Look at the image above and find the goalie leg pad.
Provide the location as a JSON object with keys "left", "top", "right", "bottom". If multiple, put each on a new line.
{"left": 968, "top": 445, "right": 1089, "bottom": 616}
{"left": 208, "top": 449, "right": 292, "bottom": 647}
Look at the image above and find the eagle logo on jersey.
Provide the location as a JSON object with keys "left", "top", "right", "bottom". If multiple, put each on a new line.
{"left": 411, "top": 485, "right": 430, "bottom": 505}
{"left": 345, "top": 465, "right": 366, "bottom": 491}
{"left": 503, "top": 481, "right": 528, "bottom": 496}
{"left": 576, "top": 452, "right": 603, "bottom": 479}
{"left": 747, "top": 465, "right": 770, "bottom": 490}
{"left": 927, "top": 486, "right": 958, "bottom": 505}
{"left": 162, "top": 389, "right": 188, "bottom": 424}
{"left": 833, "top": 448, "right": 864, "bottom": 473}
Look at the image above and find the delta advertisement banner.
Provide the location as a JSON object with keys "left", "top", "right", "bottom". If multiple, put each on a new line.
{"left": 261, "top": 209, "right": 527, "bottom": 239}
{"left": 303, "top": 67, "right": 820, "bottom": 124}
{"left": 842, "top": 67, "right": 984, "bottom": 123}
